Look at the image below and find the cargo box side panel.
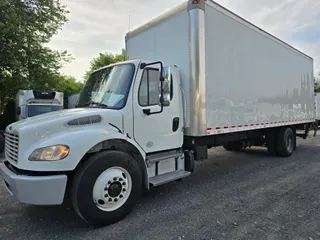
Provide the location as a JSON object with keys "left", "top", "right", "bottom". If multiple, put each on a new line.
{"left": 126, "top": 10, "right": 191, "bottom": 127}
{"left": 204, "top": 3, "right": 314, "bottom": 133}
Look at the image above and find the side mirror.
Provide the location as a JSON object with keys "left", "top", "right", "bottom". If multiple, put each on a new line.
{"left": 160, "top": 66, "right": 171, "bottom": 107}
{"left": 17, "top": 107, "right": 21, "bottom": 115}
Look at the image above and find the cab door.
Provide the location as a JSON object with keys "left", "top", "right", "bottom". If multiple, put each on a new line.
{"left": 133, "top": 65, "right": 183, "bottom": 153}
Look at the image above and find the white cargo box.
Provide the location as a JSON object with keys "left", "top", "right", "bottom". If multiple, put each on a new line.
{"left": 126, "top": 0, "right": 314, "bottom": 137}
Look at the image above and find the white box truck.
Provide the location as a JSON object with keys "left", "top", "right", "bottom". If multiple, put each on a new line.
{"left": 16, "top": 90, "right": 64, "bottom": 120}
{"left": 0, "top": 0, "right": 316, "bottom": 225}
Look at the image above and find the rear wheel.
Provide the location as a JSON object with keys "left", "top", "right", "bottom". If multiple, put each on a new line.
{"left": 71, "top": 150, "right": 142, "bottom": 226}
{"left": 275, "top": 127, "right": 295, "bottom": 157}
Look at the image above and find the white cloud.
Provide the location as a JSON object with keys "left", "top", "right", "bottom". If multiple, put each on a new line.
{"left": 49, "top": 0, "right": 320, "bottom": 81}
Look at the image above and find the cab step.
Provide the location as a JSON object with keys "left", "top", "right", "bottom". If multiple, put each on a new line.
{"left": 149, "top": 170, "right": 191, "bottom": 186}
{"left": 146, "top": 149, "right": 183, "bottom": 167}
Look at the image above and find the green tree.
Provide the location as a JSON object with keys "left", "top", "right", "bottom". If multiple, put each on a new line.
{"left": 54, "top": 74, "right": 84, "bottom": 96}
{"left": 84, "top": 48, "right": 126, "bottom": 81}
{"left": 0, "top": 0, "right": 72, "bottom": 107}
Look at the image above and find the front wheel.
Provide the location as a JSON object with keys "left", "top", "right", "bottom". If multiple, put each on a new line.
{"left": 71, "top": 151, "right": 142, "bottom": 226}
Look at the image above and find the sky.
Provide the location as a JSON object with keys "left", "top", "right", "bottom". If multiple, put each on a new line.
{"left": 48, "top": 0, "right": 320, "bottom": 81}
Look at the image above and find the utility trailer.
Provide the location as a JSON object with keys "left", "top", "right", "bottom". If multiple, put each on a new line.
{"left": 0, "top": 0, "right": 316, "bottom": 226}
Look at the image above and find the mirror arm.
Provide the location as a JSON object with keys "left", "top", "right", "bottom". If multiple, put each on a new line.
{"left": 143, "top": 109, "right": 151, "bottom": 115}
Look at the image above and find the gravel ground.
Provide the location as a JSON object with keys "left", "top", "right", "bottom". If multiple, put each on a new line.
{"left": 1, "top": 136, "right": 320, "bottom": 240}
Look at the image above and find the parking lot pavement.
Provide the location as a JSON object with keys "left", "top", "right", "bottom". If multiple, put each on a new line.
{"left": 1, "top": 136, "right": 320, "bottom": 240}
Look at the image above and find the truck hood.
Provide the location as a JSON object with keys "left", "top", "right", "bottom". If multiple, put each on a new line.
{"left": 6, "top": 108, "right": 123, "bottom": 134}
{"left": 4, "top": 107, "right": 124, "bottom": 169}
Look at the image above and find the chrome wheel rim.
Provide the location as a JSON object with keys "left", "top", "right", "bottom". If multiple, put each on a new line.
{"left": 93, "top": 166, "right": 132, "bottom": 212}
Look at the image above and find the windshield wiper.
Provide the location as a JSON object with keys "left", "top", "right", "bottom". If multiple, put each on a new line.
{"left": 80, "top": 101, "right": 108, "bottom": 108}
{"left": 92, "top": 102, "right": 108, "bottom": 108}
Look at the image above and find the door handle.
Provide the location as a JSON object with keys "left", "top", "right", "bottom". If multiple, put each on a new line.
{"left": 172, "top": 117, "right": 179, "bottom": 132}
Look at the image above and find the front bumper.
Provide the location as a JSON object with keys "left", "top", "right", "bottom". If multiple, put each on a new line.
{"left": 0, "top": 161, "right": 67, "bottom": 205}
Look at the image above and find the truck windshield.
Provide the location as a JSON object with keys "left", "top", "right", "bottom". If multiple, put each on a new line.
{"left": 28, "top": 105, "right": 63, "bottom": 117}
{"left": 77, "top": 63, "right": 135, "bottom": 109}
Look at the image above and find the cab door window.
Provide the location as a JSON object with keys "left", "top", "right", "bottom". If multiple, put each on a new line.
{"left": 138, "top": 68, "right": 160, "bottom": 106}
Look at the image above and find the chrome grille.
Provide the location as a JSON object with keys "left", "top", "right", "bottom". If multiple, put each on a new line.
{"left": 5, "top": 132, "right": 19, "bottom": 163}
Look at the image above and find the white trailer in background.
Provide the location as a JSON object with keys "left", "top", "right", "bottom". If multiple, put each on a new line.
{"left": 0, "top": 0, "right": 316, "bottom": 226}
{"left": 16, "top": 90, "right": 64, "bottom": 120}
{"left": 0, "top": 90, "right": 64, "bottom": 154}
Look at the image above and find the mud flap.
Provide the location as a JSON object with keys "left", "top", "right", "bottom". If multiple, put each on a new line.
{"left": 266, "top": 130, "right": 277, "bottom": 156}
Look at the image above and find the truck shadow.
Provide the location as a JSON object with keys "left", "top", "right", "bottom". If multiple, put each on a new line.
{"left": 21, "top": 204, "right": 90, "bottom": 228}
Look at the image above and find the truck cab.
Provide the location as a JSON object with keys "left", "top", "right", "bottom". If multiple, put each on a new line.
{"left": 76, "top": 60, "right": 184, "bottom": 154}
{"left": 0, "top": 59, "right": 189, "bottom": 225}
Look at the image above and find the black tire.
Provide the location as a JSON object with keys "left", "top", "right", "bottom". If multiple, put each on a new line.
{"left": 275, "top": 127, "right": 294, "bottom": 157}
{"left": 71, "top": 150, "right": 142, "bottom": 226}
{"left": 0, "top": 134, "right": 4, "bottom": 155}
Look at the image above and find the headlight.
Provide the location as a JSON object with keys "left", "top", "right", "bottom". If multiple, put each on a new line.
{"left": 28, "top": 145, "right": 70, "bottom": 161}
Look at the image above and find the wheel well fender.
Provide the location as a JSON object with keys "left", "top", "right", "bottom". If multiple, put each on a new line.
{"left": 79, "top": 138, "right": 149, "bottom": 190}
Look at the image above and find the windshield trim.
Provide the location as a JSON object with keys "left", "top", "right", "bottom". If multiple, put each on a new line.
{"left": 77, "top": 62, "right": 137, "bottom": 110}
{"left": 89, "top": 60, "right": 138, "bottom": 76}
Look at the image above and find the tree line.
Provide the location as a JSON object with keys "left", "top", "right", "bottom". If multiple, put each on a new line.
{"left": 0, "top": 0, "right": 76, "bottom": 109}
{"left": 0, "top": 0, "right": 125, "bottom": 111}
